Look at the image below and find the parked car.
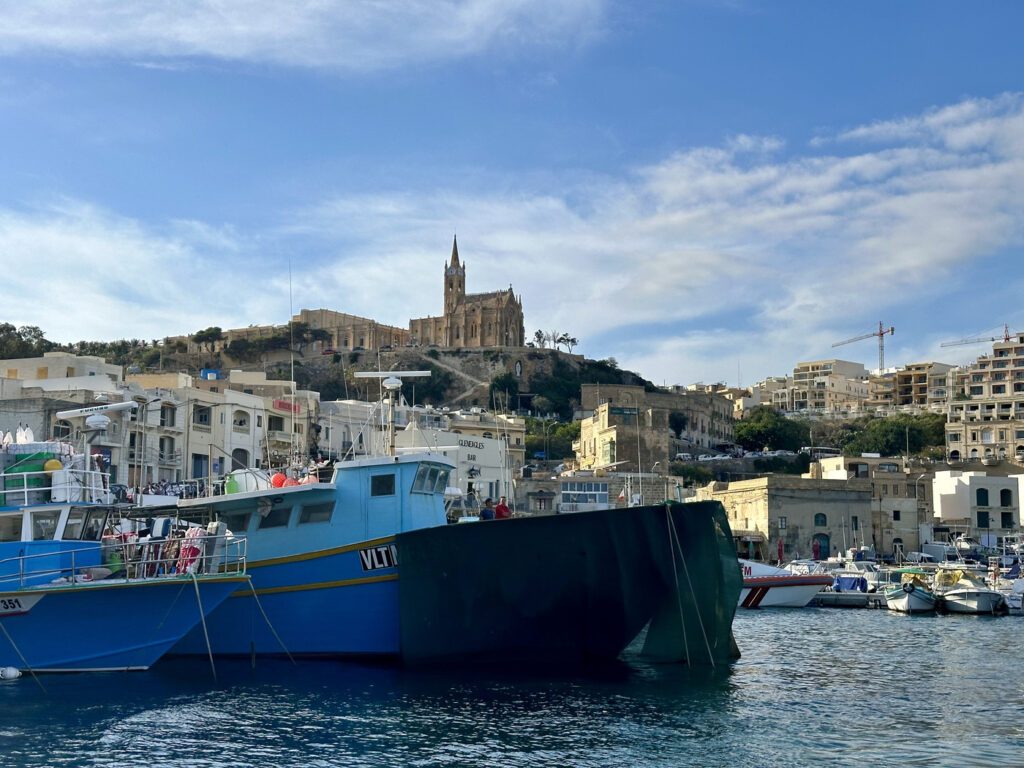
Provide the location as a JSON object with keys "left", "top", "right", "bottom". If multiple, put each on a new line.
{"left": 674, "top": 453, "right": 693, "bottom": 461}
{"left": 697, "top": 454, "right": 714, "bottom": 461}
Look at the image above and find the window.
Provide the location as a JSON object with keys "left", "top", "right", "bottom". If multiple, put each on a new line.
{"left": 257, "top": 415, "right": 263, "bottom": 427}
{"left": 258, "top": 507, "right": 291, "bottom": 529}
{"left": 893, "top": 509, "right": 901, "bottom": 522}
{"left": 371, "top": 474, "right": 396, "bottom": 497}
{"left": 299, "top": 503, "right": 334, "bottom": 524}
{"left": 949, "top": 433, "right": 961, "bottom": 442}
{"left": 977, "top": 488, "right": 990, "bottom": 506}
{"left": 1002, "top": 512, "right": 1014, "bottom": 529}
{"left": 268, "top": 415, "right": 284, "bottom": 432}
{"left": 881, "top": 484, "right": 888, "bottom": 496}
{"left": 977, "top": 510, "right": 990, "bottom": 528}
{"left": 852, "top": 515, "right": 859, "bottom": 531}
{"left": 194, "top": 406, "right": 211, "bottom": 425}
{"left": 220, "top": 511, "right": 252, "bottom": 533}
{"left": 778, "top": 516, "right": 787, "bottom": 530}
{"left": 31, "top": 510, "right": 61, "bottom": 541}
{"left": 1001, "top": 489, "right": 1013, "bottom": 507}
{"left": 814, "top": 513, "right": 827, "bottom": 527}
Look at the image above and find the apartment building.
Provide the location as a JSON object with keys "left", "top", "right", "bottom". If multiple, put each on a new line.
{"left": 945, "top": 333, "right": 1024, "bottom": 461}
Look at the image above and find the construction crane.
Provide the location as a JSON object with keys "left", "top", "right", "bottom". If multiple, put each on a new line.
{"left": 940, "top": 324, "right": 1013, "bottom": 348}
{"left": 832, "top": 321, "right": 895, "bottom": 372}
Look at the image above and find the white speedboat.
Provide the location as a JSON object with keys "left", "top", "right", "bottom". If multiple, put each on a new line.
{"left": 933, "top": 567, "right": 1007, "bottom": 614}
{"left": 738, "top": 559, "right": 833, "bottom": 608}
{"left": 884, "top": 569, "right": 938, "bottom": 614}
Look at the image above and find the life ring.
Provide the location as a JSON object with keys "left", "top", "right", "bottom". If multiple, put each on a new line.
{"left": 902, "top": 582, "right": 914, "bottom": 594}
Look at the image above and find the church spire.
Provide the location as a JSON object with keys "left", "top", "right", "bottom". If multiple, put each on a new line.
{"left": 450, "top": 234, "right": 460, "bottom": 267}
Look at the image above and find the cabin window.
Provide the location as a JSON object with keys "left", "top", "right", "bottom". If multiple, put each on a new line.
{"left": 1001, "top": 489, "right": 1013, "bottom": 507}
{"left": 433, "top": 469, "right": 450, "bottom": 494}
{"left": 977, "top": 488, "right": 990, "bottom": 507}
{"left": 80, "top": 510, "right": 108, "bottom": 541}
{"left": 220, "top": 511, "right": 252, "bottom": 534}
{"left": 814, "top": 513, "right": 827, "bottom": 527}
{"left": 412, "top": 465, "right": 430, "bottom": 492}
{"left": 371, "top": 474, "right": 396, "bottom": 497}
{"left": 258, "top": 507, "right": 292, "bottom": 529}
{"left": 31, "top": 510, "right": 61, "bottom": 541}
{"left": 299, "top": 503, "right": 334, "bottom": 524}
{"left": 63, "top": 508, "right": 87, "bottom": 539}
{"left": 0, "top": 513, "right": 21, "bottom": 542}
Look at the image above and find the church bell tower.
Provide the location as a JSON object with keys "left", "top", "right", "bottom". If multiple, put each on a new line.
{"left": 444, "top": 235, "right": 465, "bottom": 315}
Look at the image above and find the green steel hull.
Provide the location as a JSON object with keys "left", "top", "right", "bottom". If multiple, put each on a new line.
{"left": 396, "top": 501, "right": 741, "bottom": 667}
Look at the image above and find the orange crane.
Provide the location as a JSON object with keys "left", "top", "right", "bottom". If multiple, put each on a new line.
{"left": 832, "top": 321, "right": 895, "bottom": 372}
{"left": 940, "top": 324, "right": 1013, "bottom": 348}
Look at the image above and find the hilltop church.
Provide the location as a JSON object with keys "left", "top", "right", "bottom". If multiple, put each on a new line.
{"left": 408, "top": 237, "right": 525, "bottom": 349}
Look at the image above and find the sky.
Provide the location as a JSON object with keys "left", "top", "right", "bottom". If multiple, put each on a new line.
{"left": 2, "top": 1, "right": 1024, "bottom": 388}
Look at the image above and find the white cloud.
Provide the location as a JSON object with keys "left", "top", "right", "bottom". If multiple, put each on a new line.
{"left": 6, "top": 94, "right": 1024, "bottom": 388}
{"left": 0, "top": 1, "right": 607, "bottom": 71}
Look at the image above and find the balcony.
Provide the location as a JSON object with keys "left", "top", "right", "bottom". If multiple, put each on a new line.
{"left": 158, "top": 449, "right": 182, "bottom": 466}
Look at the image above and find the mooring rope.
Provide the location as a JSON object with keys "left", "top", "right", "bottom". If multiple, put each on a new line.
{"left": 665, "top": 507, "right": 691, "bottom": 666}
{"left": 0, "top": 619, "right": 45, "bottom": 692}
{"left": 190, "top": 573, "right": 217, "bottom": 682}
{"left": 667, "top": 508, "right": 716, "bottom": 668}
{"left": 247, "top": 580, "right": 296, "bottom": 666}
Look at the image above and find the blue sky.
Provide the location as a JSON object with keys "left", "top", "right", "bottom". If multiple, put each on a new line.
{"left": 3, "top": 1, "right": 1023, "bottom": 388}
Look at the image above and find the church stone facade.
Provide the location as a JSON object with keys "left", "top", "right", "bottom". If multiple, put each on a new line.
{"left": 408, "top": 237, "right": 525, "bottom": 349}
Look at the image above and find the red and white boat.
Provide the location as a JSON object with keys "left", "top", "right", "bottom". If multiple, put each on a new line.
{"left": 738, "top": 559, "right": 833, "bottom": 608}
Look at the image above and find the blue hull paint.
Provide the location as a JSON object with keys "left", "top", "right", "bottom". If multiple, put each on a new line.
{"left": 172, "top": 454, "right": 454, "bottom": 658}
{"left": 0, "top": 576, "right": 247, "bottom": 671}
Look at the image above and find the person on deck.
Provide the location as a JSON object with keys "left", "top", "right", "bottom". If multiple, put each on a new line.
{"left": 495, "top": 496, "right": 512, "bottom": 519}
{"left": 480, "top": 498, "right": 496, "bottom": 520}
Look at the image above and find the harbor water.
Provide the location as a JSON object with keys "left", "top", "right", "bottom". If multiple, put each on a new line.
{"left": 1, "top": 608, "right": 1021, "bottom": 767}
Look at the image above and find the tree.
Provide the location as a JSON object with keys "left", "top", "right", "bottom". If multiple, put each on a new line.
{"left": 193, "top": 327, "right": 223, "bottom": 353}
{"left": 531, "top": 396, "right": 554, "bottom": 416}
{"left": 533, "top": 330, "right": 547, "bottom": 348}
{"left": 734, "top": 406, "right": 808, "bottom": 452}
{"left": 0, "top": 324, "right": 55, "bottom": 359}
{"left": 669, "top": 461, "right": 713, "bottom": 486}
{"left": 841, "top": 413, "right": 946, "bottom": 458}
{"left": 668, "top": 411, "right": 688, "bottom": 439}
{"left": 489, "top": 373, "right": 519, "bottom": 410}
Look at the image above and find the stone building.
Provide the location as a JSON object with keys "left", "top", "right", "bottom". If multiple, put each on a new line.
{"left": 408, "top": 236, "right": 524, "bottom": 349}
{"left": 575, "top": 383, "right": 734, "bottom": 473}
{"left": 812, "top": 456, "right": 931, "bottom": 557}
{"left": 694, "top": 475, "right": 873, "bottom": 562}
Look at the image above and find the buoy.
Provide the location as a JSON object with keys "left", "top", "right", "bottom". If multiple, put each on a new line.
{"left": 282, "top": 477, "right": 299, "bottom": 487}
{"left": 0, "top": 667, "right": 22, "bottom": 680}
{"left": 270, "top": 473, "right": 286, "bottom": 488}
{"left": 43, "top": 458, "right": 63, "bottom": 474}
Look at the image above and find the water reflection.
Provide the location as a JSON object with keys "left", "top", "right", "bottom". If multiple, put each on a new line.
{"left": 2, "top": 609, "right": 1023, "bottom": 767}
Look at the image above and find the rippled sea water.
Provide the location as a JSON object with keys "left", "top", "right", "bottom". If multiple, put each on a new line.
{"left": 2, "top": 608, "right": 1023, "bottom": 767}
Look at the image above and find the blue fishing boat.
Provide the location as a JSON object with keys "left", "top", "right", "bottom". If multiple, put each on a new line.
{"left": 170, "top": 373, "right": 742, "bottom": 665}
{"left": 0, "top": 454, "right": 249, "bottom": 672}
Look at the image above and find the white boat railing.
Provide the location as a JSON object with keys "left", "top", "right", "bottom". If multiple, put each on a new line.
{"left": 1, "top": 467, "right": 116, "bottom": 507}
{"left": 0, "top": 533, "right": 247, "bottom": 590}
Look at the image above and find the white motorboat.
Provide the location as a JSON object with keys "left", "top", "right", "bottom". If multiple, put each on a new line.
{"left": 738, "top": 559, "right": 833, "bottom": 608}
{"left": 933, "top": 567, "right": 1007, "bottom": 615}
{"left": 885, "top": 569, "right": 938, "bottom": 614}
